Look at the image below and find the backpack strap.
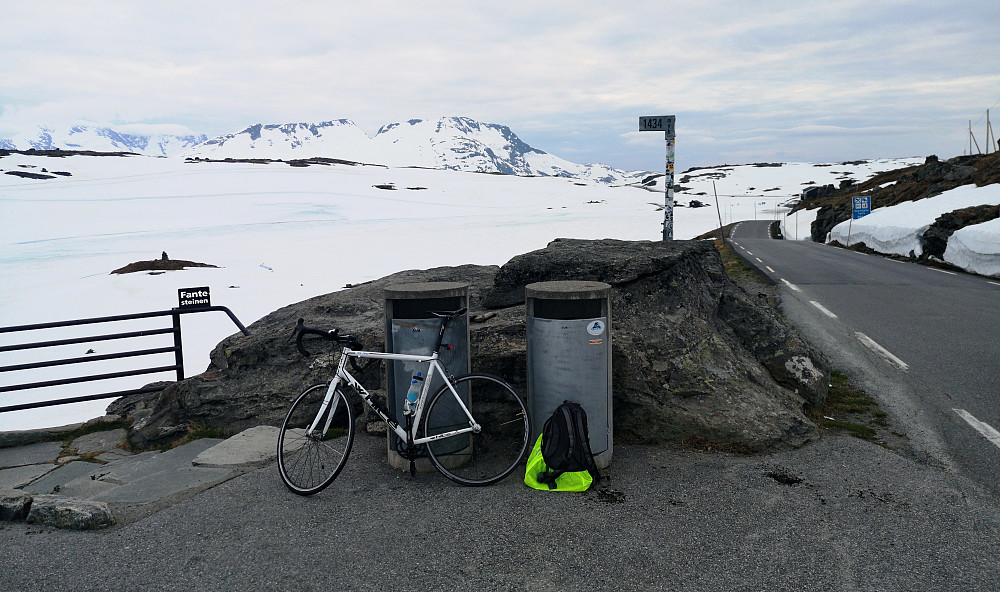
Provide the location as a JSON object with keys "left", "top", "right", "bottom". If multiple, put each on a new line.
{"left": 572, "top": 403, "right": 602, "bottom": 483}
{"left": 536, "top": 468, "right": 564, "bottom": 489}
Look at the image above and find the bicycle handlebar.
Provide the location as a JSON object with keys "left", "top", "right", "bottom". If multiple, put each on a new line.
{"left": 292, "top": 318, "right": 363, "bottom": 359}
{"left": 292, "top": 308, "right": 467, "bottom": 370}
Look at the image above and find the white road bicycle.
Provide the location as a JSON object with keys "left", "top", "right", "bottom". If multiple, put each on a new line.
{"left": 278, "top": 308, "right": 531, "bottom": 494}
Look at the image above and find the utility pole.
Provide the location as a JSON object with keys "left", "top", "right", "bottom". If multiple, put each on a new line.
{"left": 970, "top": 120, "right": 982, "bottom": 155}
{"left": 988, "top": 109, "right": 995, "bottom": 154}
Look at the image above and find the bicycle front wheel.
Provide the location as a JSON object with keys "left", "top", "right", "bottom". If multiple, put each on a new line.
{"left": 423, "top": 373, "right": 530, "bottom": 486}
{"left": 277, "top": 382, "right": 356, "bottom": 495}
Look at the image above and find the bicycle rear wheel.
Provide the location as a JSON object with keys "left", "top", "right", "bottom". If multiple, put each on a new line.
{"left": 423, "top": 373, "right": 530, "bottom": 486}
{"left": 277, "top": 382, "right": 356, "bottom": 495}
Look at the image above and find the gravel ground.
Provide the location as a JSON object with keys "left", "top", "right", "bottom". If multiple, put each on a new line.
{"left": 3, "top": 430, "right": 999, "bottom": 591}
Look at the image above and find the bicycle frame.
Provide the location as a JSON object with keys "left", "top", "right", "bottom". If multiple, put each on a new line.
{"left": 310, "top": 347, "right": 481, "bottom": 446}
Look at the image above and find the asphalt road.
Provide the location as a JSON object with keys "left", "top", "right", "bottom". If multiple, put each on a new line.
{"left": 3, "top": 429, "right": 1000, "bottom": 591}
{"left": 731, "top": 220, "right": 1000, "bottom": 496}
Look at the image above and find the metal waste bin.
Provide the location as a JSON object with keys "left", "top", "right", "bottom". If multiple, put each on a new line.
{"left": 526, "top": 280, "right": 612, "bottom": 469}
{"left": 384, "top": 282, "right": 469, "bottom": 472}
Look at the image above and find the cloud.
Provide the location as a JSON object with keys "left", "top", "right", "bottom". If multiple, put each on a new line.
{"left": 1, "top": 1, "right": 997, "bottom": 169}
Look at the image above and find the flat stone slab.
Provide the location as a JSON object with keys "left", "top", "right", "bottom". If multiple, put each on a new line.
{"left": 22, "top": 460, "right": 103, "bottom": 496}
{"left": 91, "top": 465, "right": 233, "bottom": 503}
{"left": 0, "top": 424, "right": 83, "bottom": 448}
{"left": 0, "top": 432, "right": 269, "bottom": 529}
{"left": 193, "top": 426, "right": 280, "bottom": 468}
{"left": 0, "top": 464, "right": 58, "bottom": 490}
{"left": 70, "top": 429, "right": 128, "bottom": 455}
{"left": 51, "top": 474, "right": 120, "bottom": 499}
{"left": 19, "top": 438, "right": 231, "bottom": 504}
{"left": 0, "top": 441, "right": 62, "bottom": 468}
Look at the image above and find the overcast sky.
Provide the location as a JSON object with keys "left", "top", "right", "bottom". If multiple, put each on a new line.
{"left": 2, "top": 1, "right": 998, "bottom": 171}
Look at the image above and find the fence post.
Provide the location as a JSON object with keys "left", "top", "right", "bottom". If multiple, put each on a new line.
{"left": 172, "top": 311, "right": 185, "bottom": 381}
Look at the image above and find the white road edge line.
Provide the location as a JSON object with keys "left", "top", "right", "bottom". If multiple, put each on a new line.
{"left": 953, "top": 409, "right": 1000, "bottom": 450}
{"left": 855, "top": 332, "right": 909, "bottom": 371}
{"left": 766, "top": 266, "right": 775, "bottom": 273}
{"left": 781, "top": 279, "right": 801, "bottom": 292}
{"left": 933, "top": 268, "right": 957, "bottom": 275}
{"left": 988, "top": 281, "right": 1000, "bottom": 287}
{"left": 755, "top": 257, "right": 763, "bottom": 263}
{"left": 810, "top": 301, "right": 838, "bottom": 319}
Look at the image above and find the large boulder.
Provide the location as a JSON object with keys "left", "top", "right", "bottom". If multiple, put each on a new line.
{"left": 118, "top": 239, "right": 828, "bottom": 453}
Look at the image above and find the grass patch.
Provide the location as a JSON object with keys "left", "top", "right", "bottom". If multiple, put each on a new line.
{"left": 820, "top": 419, "right": 877, "bottom": 440}
{"left": 715, "top": 239, "right": 760, "bottom": 280}
{"left": 183, "top": 423, "right": 233, "bottom": 441}
{"left": 324, "top": 428, "right": 349, "bottom": 441}
{"left": 149, "top": 422, "right": 235, "bottom": 451}
{"left": 36, "top": 418, "right": 132, "bottom": 447}
{"left": 809, "top": 371, "right": 897, "bottom": 444}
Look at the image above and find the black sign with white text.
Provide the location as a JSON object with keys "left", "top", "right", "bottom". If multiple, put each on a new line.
{"left": 178, "top": 287, "right": 211, "bottom": 308}
{"left": 639, "top": 115, "right": 676, "bottom": 136}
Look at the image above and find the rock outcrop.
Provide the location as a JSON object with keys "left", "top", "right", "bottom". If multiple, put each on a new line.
{"left": 116, "top": 239, "right": 828, "bottom": 453}
{"left": 806, "top": 152, "right": 1000, "bottom": 243}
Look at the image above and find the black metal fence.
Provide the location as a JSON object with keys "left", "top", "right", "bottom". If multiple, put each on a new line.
{"left": 0, "top": 306, "right": 249, "bottom": 414}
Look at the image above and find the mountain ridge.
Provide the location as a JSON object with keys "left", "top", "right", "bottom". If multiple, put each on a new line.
{"left": 0, "top": 125, "right": 208, "bottom": 157}
{"left": 1, "top": 117, "right": 644, "bottom": 185}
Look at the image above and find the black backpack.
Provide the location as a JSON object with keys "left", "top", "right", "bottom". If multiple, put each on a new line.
{"left": 537, "top": 400, "right": 601, "bottom": 489}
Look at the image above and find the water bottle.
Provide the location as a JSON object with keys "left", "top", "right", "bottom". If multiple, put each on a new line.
{"left": 404, "top": 372, "right": 422, "bottom": 416}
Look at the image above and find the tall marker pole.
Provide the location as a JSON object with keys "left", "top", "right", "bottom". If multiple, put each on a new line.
{"left": 639, "top": 115, "right": 677, "bottom": 240}
{"left": 664, "top": 135, "right": 675, "bottom": 240}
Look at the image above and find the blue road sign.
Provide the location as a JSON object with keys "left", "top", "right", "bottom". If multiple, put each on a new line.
{"left": 853, "top": 195, "right": 871, "bottom": 219}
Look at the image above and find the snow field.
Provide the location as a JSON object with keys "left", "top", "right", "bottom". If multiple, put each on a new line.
{"left": 2, "top": 157, "right": 668, "bottom": 430}
{"left": 0, "top": 155, "right": 963, "bottom": 430}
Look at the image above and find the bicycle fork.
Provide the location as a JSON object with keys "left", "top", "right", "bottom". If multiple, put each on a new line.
{"left": 307, "top": 380, "right": 345, "bottom": 438}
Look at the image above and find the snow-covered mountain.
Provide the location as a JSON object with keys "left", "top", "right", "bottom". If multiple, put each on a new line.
{"left": 186, "top": 116, "right": 645, "bottom": 185}
{"left": 188, "top": 119, "right": 373, "bottom": 161}
{"left": 0, "top": 125, "right": 208, "bottom": 157}
{"left": 2, "top": 117, "right": 643, "bottom": 184}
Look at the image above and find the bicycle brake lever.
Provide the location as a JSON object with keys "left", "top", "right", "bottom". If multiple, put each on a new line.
{"left": 289, "top": 318, "right": 304, "bottom": 341}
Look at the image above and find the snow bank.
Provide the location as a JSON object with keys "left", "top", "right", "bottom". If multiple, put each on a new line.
{"left": 829, "top": 184, "right": 1000, "bottom": 257}
{"left": 945, "top": 217, "right": 1000, "bottom": 277}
